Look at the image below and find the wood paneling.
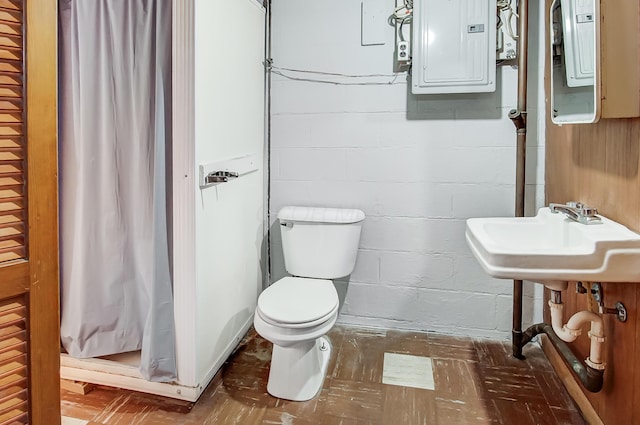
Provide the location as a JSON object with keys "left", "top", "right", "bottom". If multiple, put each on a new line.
{"left": 599, "top": 0, "right": 640, "bottom": 118}
{"left": 545, "top": 2, "right": 640, "bottom": 423}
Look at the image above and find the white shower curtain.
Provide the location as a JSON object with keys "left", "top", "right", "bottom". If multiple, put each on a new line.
{"left": 59, "top": 0, "right": 176, "bottom": 382}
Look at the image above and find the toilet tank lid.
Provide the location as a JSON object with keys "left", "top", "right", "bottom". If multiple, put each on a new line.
{"left": 278, "top": 206, "right": 365, "bottom": 224}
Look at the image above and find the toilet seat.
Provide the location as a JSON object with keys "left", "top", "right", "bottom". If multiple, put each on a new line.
{"left": 257, "top": 303, "right": 339, "bottom": 329}
{"left": 257, "top": 277, "right": 339, "bottom": 327}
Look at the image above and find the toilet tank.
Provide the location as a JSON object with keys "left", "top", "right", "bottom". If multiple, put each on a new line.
{"left": 278, "top": 206, "right": 365, "bottom": 279}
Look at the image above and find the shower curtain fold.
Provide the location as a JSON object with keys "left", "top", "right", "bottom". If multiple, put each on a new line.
{"left": 59, "top": 0, "right": 176, "bottom": 382}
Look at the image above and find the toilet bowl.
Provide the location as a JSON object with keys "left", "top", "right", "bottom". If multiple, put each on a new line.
{"left": 254, "top": 277, "right": 338, "bottom": 401}
{"left": 254, "top": 206, "right": 365, "bottom": 401}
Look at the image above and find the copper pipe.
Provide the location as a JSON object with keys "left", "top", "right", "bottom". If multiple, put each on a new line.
{"left": 510, "top": 0, "right": 529, "bottom": 359}
{"left": 512, "top": 0, "right": 529, "bottom": 217}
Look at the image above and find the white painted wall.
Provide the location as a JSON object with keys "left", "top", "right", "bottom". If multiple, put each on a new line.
{"left": 270, "top": 0, "right": 546, "bottom": 339}
{"left": 190, "top": 0, "right": 265, "bottom": 386}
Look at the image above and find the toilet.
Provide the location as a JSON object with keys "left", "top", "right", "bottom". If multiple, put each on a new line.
{"left": 254, "top": 206, "right": 365, "bottom": 401}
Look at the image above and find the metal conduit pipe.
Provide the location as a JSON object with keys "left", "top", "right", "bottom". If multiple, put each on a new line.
{"left": 509, "top": 0, "right": 529, "bottom": 360}
{"left": 506, "top": 2, "right": 605, "bottom": 393}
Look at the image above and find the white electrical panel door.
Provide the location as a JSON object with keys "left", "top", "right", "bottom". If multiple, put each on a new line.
{"left": 412, "top": 0, "right": 496, "bottom": 94}
{"left": 561, "top": 0, "right": 595, "bottom": 87}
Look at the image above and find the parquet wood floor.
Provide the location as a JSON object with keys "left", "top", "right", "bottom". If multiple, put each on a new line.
{"left": 61, "top": 326, "right": 586, "bottom": 424}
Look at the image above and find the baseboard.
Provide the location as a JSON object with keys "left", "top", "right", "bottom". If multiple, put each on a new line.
{"left": 540, "top": 335, "right": 604, "bottom": 425}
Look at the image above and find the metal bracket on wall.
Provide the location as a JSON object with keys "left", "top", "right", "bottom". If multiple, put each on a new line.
{"left": 591, "top": 282, "right": 628, "bottom": 322}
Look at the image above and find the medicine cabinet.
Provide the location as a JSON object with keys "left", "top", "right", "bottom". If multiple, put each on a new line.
{"left": 550, "top": 0, "right": 599, "bottom": 124}
{"left": 549, "top": 0, "right": 640, "bottom": 124}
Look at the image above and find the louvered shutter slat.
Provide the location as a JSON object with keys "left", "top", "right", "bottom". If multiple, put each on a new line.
{"left": 0, "top": 2, "right": 27, "bottom": 419}
{"left": 0, "top": 298, "right": 27, "bottom": 424}
{"left": 0, "top": 0, "right": 22, "bottom": 268}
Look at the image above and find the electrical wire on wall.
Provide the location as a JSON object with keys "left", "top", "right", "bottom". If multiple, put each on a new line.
{"left": 271, "top": 65, "right": 406, "bottom": 86}
{"left": 497, "top": 0, "right": 519, "bottom": 41}
{"left": 390, "top": 0, "right": 413, "bottom": 42}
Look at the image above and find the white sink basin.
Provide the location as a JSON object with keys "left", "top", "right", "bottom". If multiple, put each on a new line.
{"left": 465, "top": 207, "right": 640, "bottom": 285}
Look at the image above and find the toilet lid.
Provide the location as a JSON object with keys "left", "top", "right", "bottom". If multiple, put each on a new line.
{"left": 258, "top": 277, "right": 339, "bottom": 324}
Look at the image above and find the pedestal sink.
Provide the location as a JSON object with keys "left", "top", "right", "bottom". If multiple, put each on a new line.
{"left": 465, "top": 207, "right": 640, "bottom": 286}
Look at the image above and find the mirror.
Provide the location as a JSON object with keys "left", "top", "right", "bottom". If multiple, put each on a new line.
{"left": 550, "top": 0, "right": 600, "bottom": 124}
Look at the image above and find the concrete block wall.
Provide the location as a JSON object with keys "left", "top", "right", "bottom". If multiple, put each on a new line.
{"left": 270, "top": 0, "right": 546, "bottom": 339}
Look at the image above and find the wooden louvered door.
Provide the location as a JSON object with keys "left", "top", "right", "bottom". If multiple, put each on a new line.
{"left": 0, "top": 1, "right": 60, "bottom": 424}
{"left": 0, "top": 2, "right": 25, "bottom": 264}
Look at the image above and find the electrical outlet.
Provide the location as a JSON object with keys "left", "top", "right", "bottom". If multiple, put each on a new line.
{"left": 397, "top": 40, "right": 410, "bottom": 62}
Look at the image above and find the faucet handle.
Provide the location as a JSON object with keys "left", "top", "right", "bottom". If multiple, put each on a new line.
{"left": 580, "top": 206, "right": 598, "bottom": 217}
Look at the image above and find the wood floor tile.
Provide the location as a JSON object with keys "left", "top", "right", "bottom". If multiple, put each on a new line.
{"left": 383, "top": 331, "right": 431, "bottom": 357}
{"left": 261, "top": 388, "right": 325, "bottom": 423}
{"left": 534, "top": 369, "right": 581, "bottom": 411}
{"left": 60, "top": 325, "right": 587, "bottom": 425}
{"left": 322, "top": 379, "right": 384, "bottom": 423}
{"left": 227, "top": 328, "right": 272, "bottom": 368}
{"left": 200, "top": 387, "right": 267, "bottom": 425}
{"left": 427, "top": 334, "right": 479, "bottom": 361}
{"left": 382, "top": 385, "right": 436, "bottom": 425}
{"left": 550, "top": 407, "right": 588, "bottom": 425}
{"left": 492, "top": 399, "right": 559, "bottom": 425}
{"left": 61, "top": 387, "right": 121, "bottom": 421}
{"left": 435, "top": 396, "right": 499, "bottom": 424}
{"left": 524, "top": 402, "right": 566, "bottom": 425}
{"left": 90, "top": 393, "right": 158, "bottom": 424}
{"left": 480, "top": 366, "right": 547, "bottom": 404}
{"left": 324, "top": 326, "right": 347, "bottom": 385}
{"left": 332, "top": 328, "right": 387, "bottom": 383}
{"left": 261, "top": 410, "right": 320, "bottom": 425}
{"left": 320, "top": 417, "right": 380, "bottom": 425}
{"left": 475, "top": 340, "right": 532, "bottom": 370}
{"left": 219, "top": 361, "right": 274, "bottom": 404}
{"left": 520, "top": 341, "right": 555, "bottom": 369}
{"left": 433, "top": 358, "right": 486, "bottom": 400}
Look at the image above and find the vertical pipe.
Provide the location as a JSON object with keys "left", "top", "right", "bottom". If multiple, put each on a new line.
{"left": 512, "top": 279, "right": 524, "bottom": 358}
{"left": 265, "top": 0, "right": 272, "bottom": 284}
{"left": 516, "top": 0, "right": 529, "bottom": 218}
{"left": 511, "top": 0, "right": 529, "bottom": 359}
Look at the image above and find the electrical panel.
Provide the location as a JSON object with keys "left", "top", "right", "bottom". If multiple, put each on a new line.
{"left": 411, "top": 0, "right": 497, "bottom": 94}
{"left": 561, "top": 0, "right": 595, "bottom": 87}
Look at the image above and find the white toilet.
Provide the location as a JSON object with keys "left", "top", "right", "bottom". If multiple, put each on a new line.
{"left": 254, "top": 206, "right": 365, "bottom": 401}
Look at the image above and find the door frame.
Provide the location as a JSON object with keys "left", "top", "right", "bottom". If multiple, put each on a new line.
{"left": 26, "top": 0, "right": 60, "bottom": 422}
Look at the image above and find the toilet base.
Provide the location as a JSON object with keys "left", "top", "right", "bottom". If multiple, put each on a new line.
{"left": 266, "top": 336, "right": 331, "bottom": 401}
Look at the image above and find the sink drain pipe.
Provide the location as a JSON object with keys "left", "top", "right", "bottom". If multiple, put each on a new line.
{"left": 518, "top": 322, "right": 604, "bottom": 392}
{"left": 516, "top": 290, "right": 606, "bottom": 393}
{"left": 509, "top": 0, "right": 529, "bottom": 360}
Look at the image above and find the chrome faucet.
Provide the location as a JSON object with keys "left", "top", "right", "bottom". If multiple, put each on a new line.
{"left": 549, "top": 201, "right": 601, "bottom": 225}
